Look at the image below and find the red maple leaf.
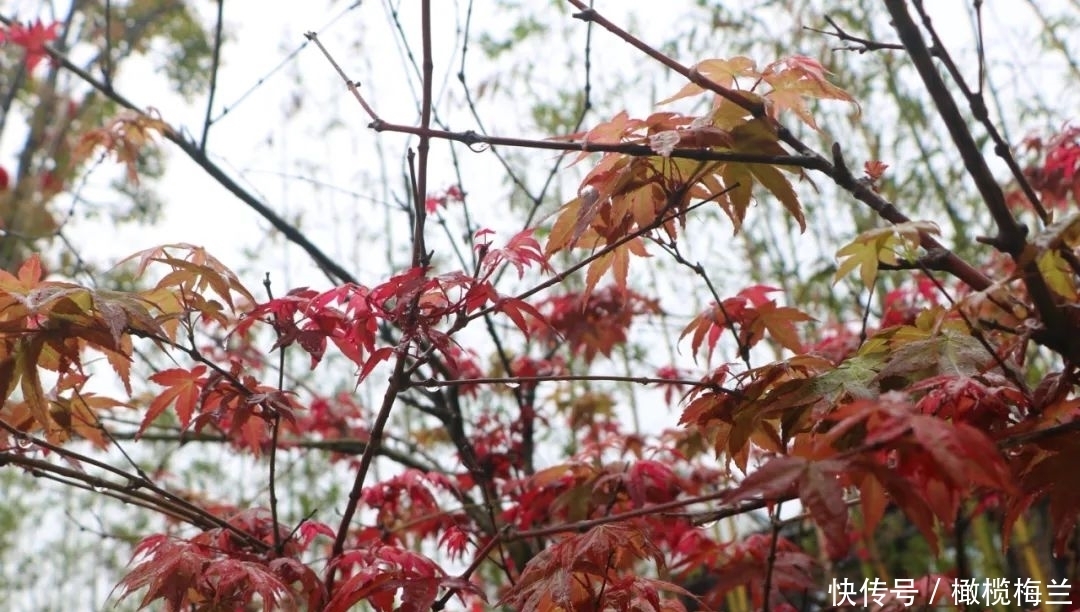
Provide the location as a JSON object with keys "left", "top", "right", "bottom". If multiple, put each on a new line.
{"left": 1, "top": 20, "right": 60, "bottom": 72}
{"left": 139, "top": 366, "right": 207, "bottom": 436}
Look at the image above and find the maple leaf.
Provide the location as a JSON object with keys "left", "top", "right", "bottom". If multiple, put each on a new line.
{"left": 534, "top": 286, "right": 660, "bottom": 363}
{"left": 437, "top": 526, "right": 471, "bottom": 562}
{"left": 120, "top": 244, "right": 255, "bottom": 321}
{"left": 724, "top": 455, "right": 807, "bottom": 505}
{"left": 655, "top": 365, "right": 690, "bottom": 405}
{"left": 834, "top": 221, "right": 940, "bottom": 287}
{"left": 117, "top": 535, "right": 208, "bottom": 611}
{"left": 825, "top": 394, "right": 1015, "bottom": 553}
{"left": 0, "top": 252, "right": 47, "bottom": 296}
{"left": 659, "top": 56, "right": 760, "bottom": 105}
{"left": 200, "top": 558, "right": 294, "bottom": 612}
{"left": 11, "top": 336, "right": 49, "bottom": 433}
{"left": 874, "top": 327, "right": 993, "bottom": 385}
{"left": 297, "top": 520, "right": 336, "bottom": 549}
{"left": 1036, "top": 249, "right": 1076, "bottom": 298}
{"left": 75, "top": 109, "right": 172, "bottom": 185}
{"left": 1010, "top": 435, "right": 1080, "bottom": 554}
{"left": 47, "top": 392, "right": 127, "bottom": 448}
{"left": 751, "top": 163, "right": 806, "bottom": 232}
{"left": 908, "top": 414, "right": 1013, "bottom": 491}
{"left": 425, "top": 184, "right": 464, "bottom": 214}
{"left": 1, "top": 20, "right": 59, "bottom": 72}
{"left": 581, "top": 238, "right": 649, "bottom": 297}
{"left": 117, "top": 531, "right": 316, "bottom": 612}
{"left": 681, "top": 286, "right": 811, "bottom": 361}
{"left": 140, "top": 366, "right": 207, "bottom": 436}
{"left": 689, "top": 533, "right": 816, "bottom": 609}
{"left": 752, "top": 302, "right": 813, "bottom": 353}
{"left": 477, "top": 228, "right": 552, "bottom": 279}
{"left": 797, "top": 459, "right": 851, "bottom": 559}
{"left": 761, "top": 55, "right": 859, "bottom": 130}
{"left": 863, "top": 160, "right": 889, "bottom": 183}
{"left": 325, "top": 546, "right": 480, "bottom": 612}
{"left": 494, "top": 297, "right": 548, "bottom": 338}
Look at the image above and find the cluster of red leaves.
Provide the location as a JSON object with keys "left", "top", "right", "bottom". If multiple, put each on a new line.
{"left": 672, "top": 531, "right": 815, "bottom": 611}
{"left": 654, "top": 365, "right": 691, "bottom": 405}
{"left": 327, "top": 545, "right": 481, "bottom": 612}
{"left": 287, "top": 391, "right": 369, "bottom": 444}
{"left": 0, "top": 19, "right": 59, "bottom": 72}
{"left": 533, "top": 285, "right": 661, "bottom": 363}
{"left": 499, "top": 521, "right": 690, "bottom": 612}
{"left": 474, "top": 227, "right": 552, "bottom": 280}
{"left": 463, "top": 409, "right": 535, "bottom": 484}
{"left": 237, "top": 230, "right": 549, "bottom": 381}
{"left": 425, "top": 184, "right": 465, "bottom": 214}
{"left": 122, "top": 510, "right": 472, "bottom": 612}
{"left": 360, "top": 469, "right": 461, "bottom": 545}
{"left": 118, "top": 510, "right": 324, "bottom": 612}
{"left": 234, "top": 263, "right": 528, "bottom": 394}
{"left": 681, "top": 284, "right": 812, "bottom": 362}
{"left": 880, "top": 275, "right": 940, "bottom": 328}
{"left": 1013, "top": 124, "right": 1080, "bottom": 210}
{"left": 142, "top": 364, "right": 304, "bottom": 454}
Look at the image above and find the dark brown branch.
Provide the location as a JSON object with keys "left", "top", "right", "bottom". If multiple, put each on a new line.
{"left": 0, "top": 451, "right": 212, "bottom": 526}
{"left": 885, "top": 0, "right": 1073, "bottom": 359}
{"left": 0, "top": 422, "right": 270, "bottom": 552}
{"left": 885, "top": 0, "right": 1024, "bottom": 254}
{"left": 119, "top": 430, "right": 437, "bottom": 473}
{"left": 999, "top": 416, "right": 1080, "bottom": 448}
{"left": 370, "top": 120, "right": 822, "bottom": 169}
{"left": 907, "top": 2, "right": 1050, "bottom": 225}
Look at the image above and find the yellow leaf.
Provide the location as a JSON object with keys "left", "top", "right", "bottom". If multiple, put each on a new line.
{"left": 16, "top": 338, "right": 49, "bottom": 430}
{"left": 835, "top": 239, "right": 884, "bottom": 287}
{"left": 545, "top": 196, "right": 583, "bottom": 255}
{"left": 751, "top": 163, "right": 805, "bottom": 232}
{"left": 584, "top": 251, "right": 613, "bottom": 298}
{"left": 721, "top": 164, "right": 753, "bottom": 233}
{"left": 1037, "top": 250, "right": 1076, "bottom": 298}
{"left": 834, "top": 221, "right": 940, "bottom": 287}
{"left": 628, "top": 183, "right": 663, "bottom": 230}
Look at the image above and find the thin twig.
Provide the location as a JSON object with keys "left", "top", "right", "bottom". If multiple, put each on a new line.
{"left": 805, "top": 15, "right": 905, "bottom": 53}
{"left": 199, "top": 0, "right": 225, "bottom": 152}
{"left": 305, "top": 31, "right": 381, "bottom": 123}
{"left": 264, "top": 273, "right": 284, "bottom": 554}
